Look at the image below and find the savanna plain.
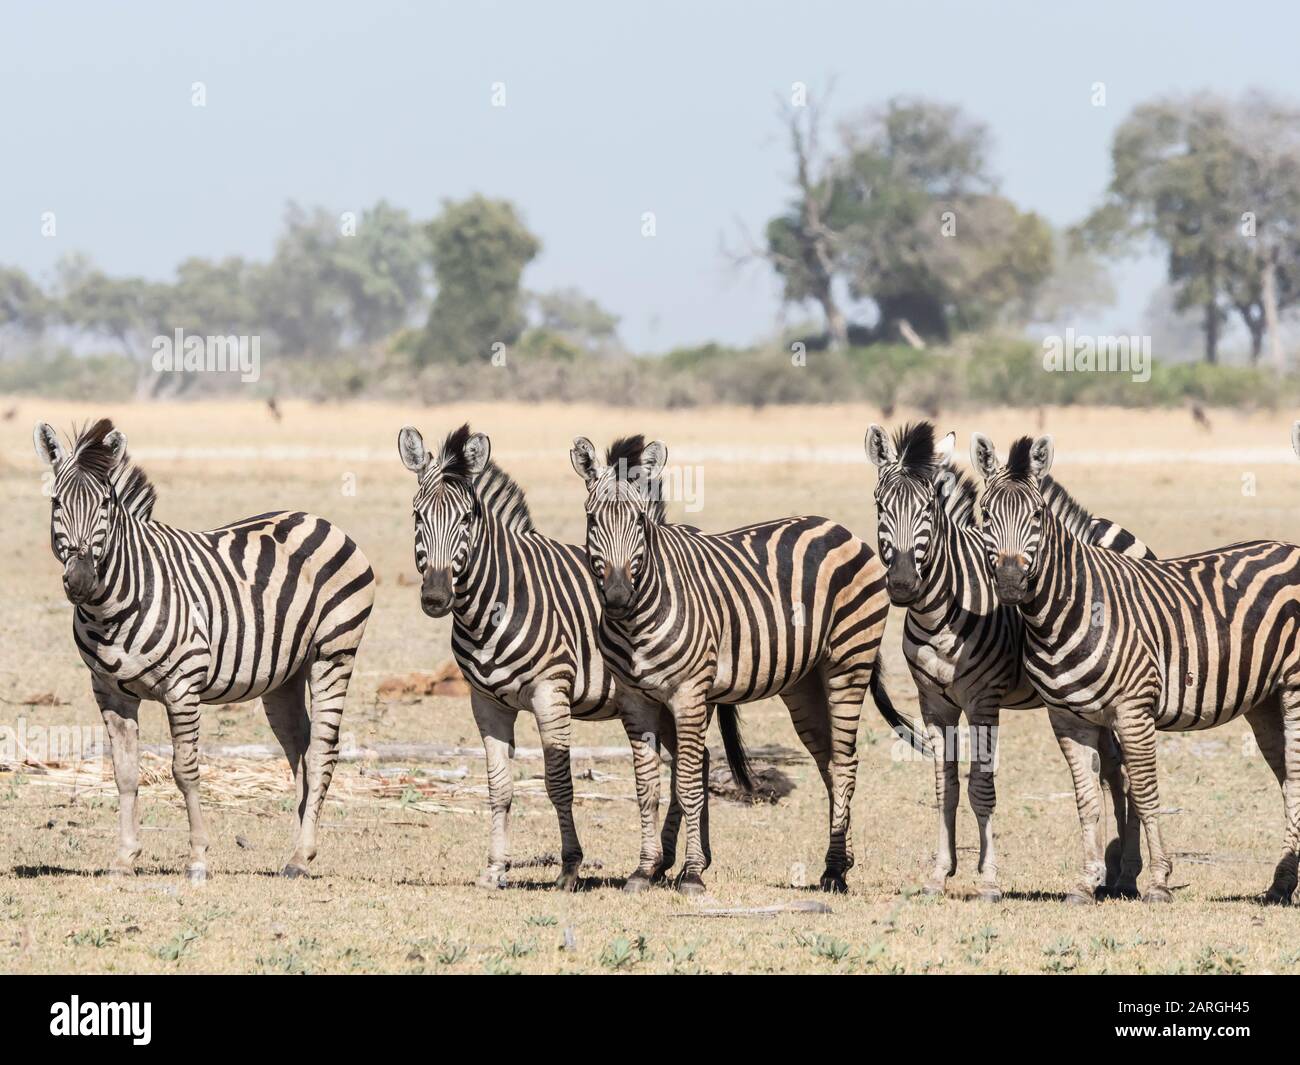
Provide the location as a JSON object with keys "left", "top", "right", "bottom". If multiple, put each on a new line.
{"left": 2, "top": 399, "right": 1298, "bottom": 974}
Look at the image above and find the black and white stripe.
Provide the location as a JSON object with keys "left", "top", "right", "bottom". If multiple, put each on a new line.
{"left": 399, "top": 424, "right": 701, "bottom": 892}
{"left": 34, "top": 419, "right": 375, "bottom": 881}
{"left": 867, "top": 422, "right": 1154, "bottom": 903}
{"left": 572, "top": 433, "right": 930, "bottom": 895}
{"left": 973, "top": 431, "right": 1300, "bottom": 904}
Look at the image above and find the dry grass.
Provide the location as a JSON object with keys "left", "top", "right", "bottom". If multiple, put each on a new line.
{"left": 2, "top": 398, "right": 1299, "bottom": 974}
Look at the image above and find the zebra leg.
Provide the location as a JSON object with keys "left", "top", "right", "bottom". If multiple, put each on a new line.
{"left": 780, "top": 675, "right": 836, "bottom": 885}
{"left": 281, "top": 651, "right": 354, "bottom": 877}
{"left": 1246, "top": 695, "right": 1298, "bottom": 905}
{"left": 656, "top": 710, "right": 686, "bottom": 879}
{"left": 966, "top": 703, "right": 1001, "bottom": 902}
{"left": 667, "top": 692, "right": 711, "bottom": 895}
{"left": 1113, "top": 706, "right": 1173, "bottom": 903}
{"left": 263, "top": 671, "right": 311, "bottom": 833}
{"left": 1099, "top": 727, "right": 1142, "bottom": 898}
{"left": 1047, "top": 711, "right": 1110, "bottom": 903}
{"left": 820, "top": 669, "right": 866, "bottom": 892}
{"left": 531, "top": 685, "right": 582, "bottom": 891}
{"left": 92, "top": 677, "right": 142, "bottom": 876}
{"left": 919, "top": 693, "right": 961, "bottom": 896}
{"left": 470, "top": 690, "right": 516, "bottom": 889}
{"left": 619, "top": 700, "right": 666, "bottom": 892}
{"left": 164, "top": 699, "right": 210, "bottom": 883}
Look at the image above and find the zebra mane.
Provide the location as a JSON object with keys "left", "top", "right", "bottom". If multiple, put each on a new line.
{"left": 432, "top": 424, "right": 533, "bottom": 533}
{"left": 891, "top": 421, "right": 978, "bottom": 525}
{"left": 1005, "top": 436, "right": 1035, "bottom": 481}
{"left": 603, "top": 434, "right": 666, "bottom": 524}
{"left": 68, "top": 419, "right": 157, "bottom": 521}
{"left": 1040, "top": 475, "right": 1093, "bottom": 539}
{"left": 893, "top": 422, "right": 937, "bottom": 480}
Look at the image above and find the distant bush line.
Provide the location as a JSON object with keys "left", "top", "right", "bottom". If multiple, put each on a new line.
{"left": 5, "top": 335, "right": 1298, "bottom": 409}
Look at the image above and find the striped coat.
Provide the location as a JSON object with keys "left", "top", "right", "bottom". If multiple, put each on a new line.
{"left": 572, "top": 434, "right": 928, "bottom": 894}
{"left": 867, "top": 422, "right": 1151, "bottom": 903}
{"left": 34, "top": 419, "right": 374, "bottom": 881}
{"left": 974, "top": 432, "right": 1300, "bottom": 904}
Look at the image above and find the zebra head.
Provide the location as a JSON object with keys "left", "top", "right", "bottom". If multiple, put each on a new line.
{"left": 398, "top": 423, "right": 491, "bottom": 618}
{"left": 33, "top": 419, "right": 130, "bottom": 606}
{"left": 865, "top": 421, "right": 956, "bottom": 605}
{"left": 971, "top": 432, "right": 1054, "bottom": 605}
{"left": 570, "top": 434, "right": 666, "bottom": 620}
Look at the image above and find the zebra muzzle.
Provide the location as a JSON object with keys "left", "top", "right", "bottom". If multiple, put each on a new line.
{"left": 992, "top": 555, "right": 1029, "bottom": 604}
{"left": 420, "top": 569, "right": 454, "bottom": 618}
{"left": 62, "top": 555, "right": 97, "bottom": 604}
{"left": 885, "top": 551, "right": 921, "bottom": 605}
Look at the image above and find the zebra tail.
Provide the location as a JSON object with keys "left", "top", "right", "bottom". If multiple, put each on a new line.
{"left": 716, "top": 704, "right": 754, "bottom": 792}
{"left": 870, "top": 666, "right": 934, "bottom": 758}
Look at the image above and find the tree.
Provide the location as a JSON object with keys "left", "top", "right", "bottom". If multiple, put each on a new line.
{"left": 1076, "top": 95, "right": 1281, "bottom": 364}
{"left": 759, "top": 92, "right": 851, "bottom": 349}
{"left": 165, "top": 256, "right": 261, "bottom": 338}
{"left": 1222, "top": 92, "right": 1300, "bottom": 368}
{"left": 54, "top": 254, "right": 169, "bottom": 355}
{"left": 0, "top": 266, "right": 49, "bottom": 352}
{"left": 418, "top": 196, "right": 540, "bottom": 365}
{"left": 255, "top": 204, "right": 349, "bottom": 356}
{"left": 330, "top": 200, "right": 429, "bottom": 343}
{"left": 532, "top": 287, "right": 622, "bottom": 356}
{"left": 753, "top": 95, "right": 1052, "bottom": 347}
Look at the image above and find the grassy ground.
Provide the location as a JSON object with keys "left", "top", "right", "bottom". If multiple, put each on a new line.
{"left": 2, "top": 398, "right": 1299, "bottom": 974}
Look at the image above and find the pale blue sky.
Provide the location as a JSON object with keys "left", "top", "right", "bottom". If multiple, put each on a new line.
{"left": 3, "top": 0, "right": 1297, "bottom": 352}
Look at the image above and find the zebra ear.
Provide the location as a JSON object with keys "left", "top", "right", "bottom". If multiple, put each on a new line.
{"left": 463, "top": 432, "right": 491, "bottom": 476}
{"left": 33, "top": 422, "right": 65, "bottom": 468}
{"left": 103, "top": 428, "right": 127, "bottom": 466}
{"left": 638, "top": 441, "right": 667, "bottom": 485}
{"left": 935, "top": 431, "right": 956, "bottom": 464}
{"left": 570, "top": 437, "right": 600, "bottom": 487}
{"left": 1291, "top": 420, "right": 1300, "bottom": 461}
{"left": 397, "top": 426, "right": 429, "bottom": 473}
{"left": 970, "top": 432, "right": 999, "bottom": 480}
{"left": 1029, "top": 435, "right": 1054, "bottom": 477}
{"left": 864, "top": 424, "right": 895, "bottom": 468}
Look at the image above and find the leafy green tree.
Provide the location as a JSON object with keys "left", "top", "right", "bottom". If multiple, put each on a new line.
{"left": 532, "top": 287, "right": 622, "bottom": 356}
{"left": 255, "top": 204, "right": 348, "bottom": 356}
{"left": 54, "top": 254, "right": 169, "bottom": 354}
{"left": 419, "top": 196, "right": 540, "bottom": 364}
{"left": 0, "top": 266, "right": 49, "bottom": 349}
{"left": 759, "top": 96, "right": 1051, "bottom": 346}
{"left": 330, "top": 200, "right": 429, "bottom": 343}
{"left": 165, "top": 256, "right": 261, "bottom": 338}
{"left": 1077, "top": 96, "right": 1248, "bottom": 364}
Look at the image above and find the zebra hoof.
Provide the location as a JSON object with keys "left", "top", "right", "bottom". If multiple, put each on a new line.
{"left": 1107, "top": 883, "right": 1141, "bottom": 901}
{"left": 1142, "top": 886, "right": 1172, "bottom": 904}
{"left": 475, "top": 869, "right": 506, "bottom": 890}
{"left": 921, "top": 881, "right": 946, "bottom": 897}
{"left": 553, "top": 869, "right": 581, "bottom": 892}
{"left": 280, "top": 863, "right": 310, "bottom": 879}
{"left": 1064, "top": 890, "right": 1095, "bottom": 906}
{"left": 819, "top": 871, "right": 848, "bottom": 894}
{"left": 187, "top": 864, "right": 208, "bottom": 885}
{"left": 649, "top": 864, "right": 673, "bottom": 885}
{"left": 676, "top": 872, "right": 706, "bottom": 896}
{"left": 976, "top": 886, "right": 1002, "bottom": 903}
{"left": 623, "top": 872, "right": 654, "bottom": 894}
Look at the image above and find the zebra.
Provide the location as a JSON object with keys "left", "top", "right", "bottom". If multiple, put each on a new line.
{"left": 571, "top": 434, "right": 931, "bottom": 895}
{"left": 972, "top": 431, "right": 1300, "bottom": 904}
{"left": 33, "top": 419, "right": 375, "bottom": 881}
{"left": 397, "top": 424, "right": 743, "bottom": 892}
{"left": 866, "top": 422, "right": 1151, "bottom": 903}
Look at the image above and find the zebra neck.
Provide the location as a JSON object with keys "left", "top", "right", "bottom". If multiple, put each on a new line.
{"left": 453, "top": 515, "right": 513, "bottom": 636}
{"left": 1018, "top": 511, "right": 1083, "bottom": 629}
{"left": 907, "top": 506, "right": 967, "bottom": 622}
{"left": 76, "top": 511, "right": 158, "bottom": 626}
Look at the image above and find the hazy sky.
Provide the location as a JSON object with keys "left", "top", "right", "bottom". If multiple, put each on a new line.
{"left": 4, "top": 0, "right": 1298, "bottom": 353}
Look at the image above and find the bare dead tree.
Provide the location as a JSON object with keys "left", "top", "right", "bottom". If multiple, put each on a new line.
{"left": 723, "top": 83, "right": 848, "bottom": 350}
